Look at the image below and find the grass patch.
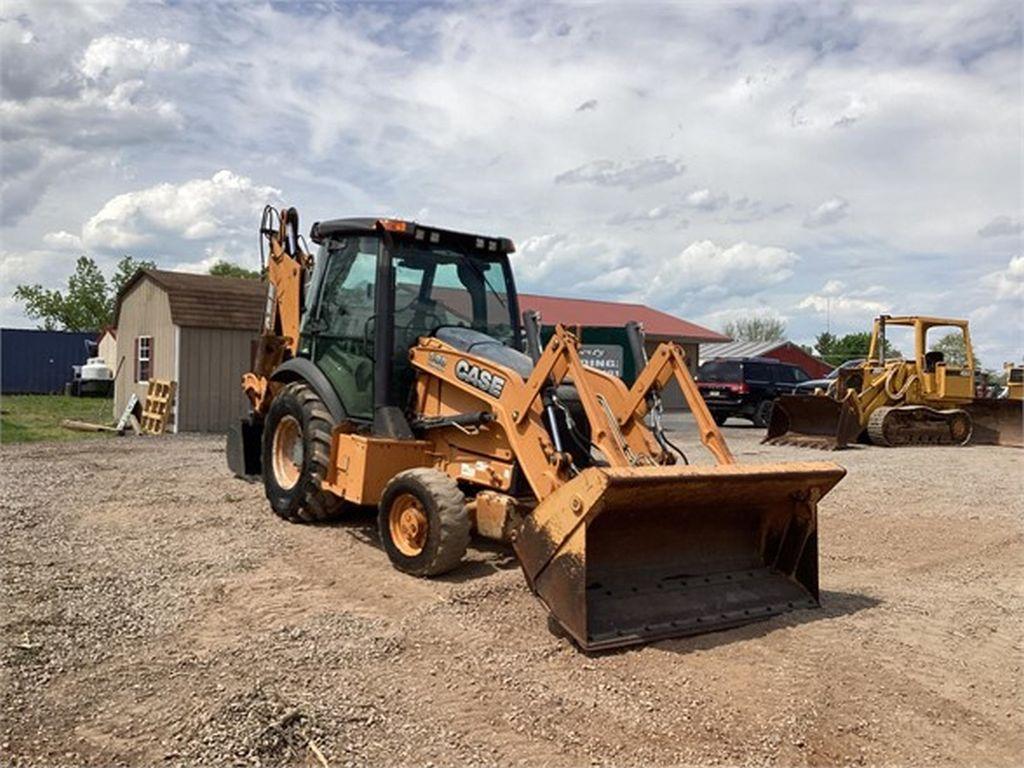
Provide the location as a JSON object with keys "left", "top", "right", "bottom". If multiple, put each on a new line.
{"left": 0, "top": 395, "right": 117, "bottom": 444}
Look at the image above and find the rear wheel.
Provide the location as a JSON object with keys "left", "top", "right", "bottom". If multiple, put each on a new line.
{"left": 752, "top": 399, "right": 774, "bottom": 428}
{"left": 378, "top": 469, "right": 469, "bottom": 576}
{"left": 262, "top": 381, "right": 342, "bottom": 523}
{"left": 712, "top": 412, "right": 729, "bottom": 426}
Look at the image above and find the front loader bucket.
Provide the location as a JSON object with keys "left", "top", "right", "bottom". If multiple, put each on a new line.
{"left": 764, "top": 395, "right": 862, "bottom": 450}
{"left": 513, "top": 462, "right": 846, "bottom": 651}
{"left": 964, "top": 399, "right": 1023, "bottom": 447}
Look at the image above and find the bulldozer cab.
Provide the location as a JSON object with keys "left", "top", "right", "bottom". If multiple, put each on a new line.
{"left": 303, "top": 219, "right": 520, "bottom": 426}
{"left": 870, "top": 315, "right": 975, "bottom": 400}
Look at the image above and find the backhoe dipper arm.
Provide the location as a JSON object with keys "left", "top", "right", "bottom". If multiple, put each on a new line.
{"left": 242, "top": 205, "right": 311, "bottom": 414}
{"left": 622, "top": 343, "right": 735, "bottom": 465}
{"left": 261, "top": 206, "right": 309, "bottom": 357}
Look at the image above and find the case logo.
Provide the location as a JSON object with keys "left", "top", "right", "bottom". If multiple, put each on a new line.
{"left": 455, "top": 359, "right": 506, "bottom": 398}
{"left": 427, "top": 352, "right": 447, "bottom": 371}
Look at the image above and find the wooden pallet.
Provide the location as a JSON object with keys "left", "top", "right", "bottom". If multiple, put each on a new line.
{"left": 140, "top": 380, "right": 176, "bottom": 435}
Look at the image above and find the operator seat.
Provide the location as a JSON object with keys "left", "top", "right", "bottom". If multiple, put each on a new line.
{"left": 434, "top": 326, "right": 534, "bottom": 380}
{"left": 924, "top": 350, "right": 945, "bottom": 372}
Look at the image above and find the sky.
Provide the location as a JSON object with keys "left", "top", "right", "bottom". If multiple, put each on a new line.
{"left": 1, "top": 0, "right": 1021, "bottom": 366}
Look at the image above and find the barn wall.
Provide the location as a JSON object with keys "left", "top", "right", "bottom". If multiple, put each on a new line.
{"left": 114, "top": 278, "right": 176, "bottom": 423}
{"left": 765, "top": 345, "right": 833, "bottom": 378}
{"left": 178, "top": 327, "right": 255, "bottom": 432}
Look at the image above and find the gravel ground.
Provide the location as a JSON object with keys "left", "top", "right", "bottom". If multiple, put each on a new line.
{"left": 1, "top": 418, "right": 1022, "bottom": 767}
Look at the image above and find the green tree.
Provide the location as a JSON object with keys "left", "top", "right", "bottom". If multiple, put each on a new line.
{"left": 110, "top": 255, "right": 154, "bottom": 296}
{"left": 208, "top": 260, "right": 261, "bottom": 279}
{"left": 815, "top": 331, "right": 900, "bottom": 365}
{"left": 722, "top": 315, "right": 786, "bottom": 343}
{"left": 813, "top": 332, "right": 837, "bottom": 359}
{"left": 14, "top": 255, "right": 155, "bottom": 331}
{"left": 930, "top": 331, "right": 975, "bottom": 368}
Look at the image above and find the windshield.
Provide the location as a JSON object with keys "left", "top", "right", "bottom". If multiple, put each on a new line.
{"left": 391, "top": 240, "right": 517, "bottom": 347}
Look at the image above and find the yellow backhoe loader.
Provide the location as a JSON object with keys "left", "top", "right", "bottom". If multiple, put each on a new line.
{"left": 228, "top": 206, "right": 846, "bottom": 650}
{"left": 766, "top": 315, "right": 1023, "bottom": 449}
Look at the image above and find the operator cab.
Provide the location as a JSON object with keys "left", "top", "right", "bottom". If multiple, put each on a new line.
{"left": 304, "top": 218, "right": 521, "bottom": 428}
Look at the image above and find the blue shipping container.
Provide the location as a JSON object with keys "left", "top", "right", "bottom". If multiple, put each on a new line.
{"left": 1, "top": 328, "right": 97, "bottom": 394}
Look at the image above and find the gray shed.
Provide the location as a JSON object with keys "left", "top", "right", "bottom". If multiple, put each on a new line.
{"left": 112, "top": 269, "right": 265, "bottom": 432}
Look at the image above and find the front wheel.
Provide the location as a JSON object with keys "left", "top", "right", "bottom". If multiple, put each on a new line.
{"left": 378, "top": 469, "right": 470, "bottom": 577}
{"left": 261, "top": 381, "right": 342, "bottom": 523}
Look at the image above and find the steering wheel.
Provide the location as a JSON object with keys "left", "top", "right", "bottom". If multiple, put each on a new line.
{"left": 395, "top": 301, "right": 445, "bottom": 348}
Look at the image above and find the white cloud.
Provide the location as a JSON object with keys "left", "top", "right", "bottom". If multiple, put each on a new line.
{"left": 606, "top": 205, "right": 687, "bottom": 227}
{"left": 982, "top": 255, "right": 1024, "bottom": 300}
{"left": 42, "top": 230, "right": 83, "bottom": 250}
{"left": 554, "top": 157, "right": 686, "bottom": 190}
{"left": 803, "top": 197, "right": 850, "bottom": 228}
{"left": 0, "top": 24, "right": 188, "bottom": 225}
{"left": 513, "top": 233, "right": 640, "bottom": 296}
{"left": 798, "top": 286, "right": 888, "bottom": 316}
{"left": 80, "top": 35, "right": 190, "bottom": 80}
{"left": 683, "top": 188, "right": 729, "bottom": 212}
{"left": 978, "top": 215, "right": 1023, "bottom": 238}
{"left": 81, "top": 170, "right": 281, "bottom": 252}
{"left": 1, "top": 80, "right": 182, "bottom": 148}
{"left": 648, "top": 240, "right": 800, "bottom": 301}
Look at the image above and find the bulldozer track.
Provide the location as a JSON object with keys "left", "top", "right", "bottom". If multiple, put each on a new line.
{"left": 867, "top": 405, "right": 972, "bottom": 447}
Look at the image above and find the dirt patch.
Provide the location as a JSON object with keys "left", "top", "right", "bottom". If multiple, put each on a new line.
{"left": 2, "top": 423, "right": 1022, "bottom": 766}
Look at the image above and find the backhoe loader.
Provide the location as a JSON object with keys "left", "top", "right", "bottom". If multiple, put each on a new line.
{"left": 766, "top": 315, "right": 1023, "bottom": 449}
{"left": 228, "top": 206, "right": 846, "bottom": 650}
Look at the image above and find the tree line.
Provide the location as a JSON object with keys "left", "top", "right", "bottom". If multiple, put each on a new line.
{"left": 721, "top": 315, "right": 973, "bottom": 367}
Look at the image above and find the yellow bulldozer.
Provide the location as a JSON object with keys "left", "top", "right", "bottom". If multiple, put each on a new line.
{"left": 227, "top": 206, "right": 845, "bottom": 650}
{"left": 766, "top": 315, "right": 1023, "bottom": 450}
{"left": 1005, "top": 363, "right": 1023, "bottom": 400}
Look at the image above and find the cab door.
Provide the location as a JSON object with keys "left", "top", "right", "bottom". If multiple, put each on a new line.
{"left": 303, "top": 236, "right": 381, "bottom": 419}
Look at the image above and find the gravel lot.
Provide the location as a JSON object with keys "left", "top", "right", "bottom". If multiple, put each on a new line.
{"left": 2, "top": 418, "right": 1022, "bottom": 766}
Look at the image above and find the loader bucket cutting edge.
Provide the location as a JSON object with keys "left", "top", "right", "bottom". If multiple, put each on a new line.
{"left": 763, "top": 395, "right": 862, "bottom": 450}
{"left": 513, "top": 462, "right": 846, "bottom": 651}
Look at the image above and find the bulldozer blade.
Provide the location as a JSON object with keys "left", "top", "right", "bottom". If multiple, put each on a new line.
{"left": 763, "top": 395, "right": 862, "bottom": 450}
{"left": 513, "top": 462, "right": 846, "bottom": 651}
{"left": 963, "top": 399, "right": 1023, "bottom": 447}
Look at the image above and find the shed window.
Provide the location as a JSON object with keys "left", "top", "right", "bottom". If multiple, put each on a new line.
{"left": 136, "top": 336, "right": 152, "bottom": 382}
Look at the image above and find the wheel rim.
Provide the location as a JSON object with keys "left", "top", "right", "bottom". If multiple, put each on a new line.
{"left": 389, "top": 493, "right": 428, "bottom": 557}
{"left": 272, "top": 415, "right": 303, "bottom": 490}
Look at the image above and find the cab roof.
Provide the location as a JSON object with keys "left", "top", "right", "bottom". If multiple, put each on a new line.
{"left": 310, "top": 217, "right": 515, "bottom": 255}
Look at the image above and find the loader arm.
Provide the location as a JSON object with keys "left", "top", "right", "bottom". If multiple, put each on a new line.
{"left": 507, "top": 326, "right": 734, "bottom": 468}
{"left": 620, "top": 342, "right": 735, "bottom": 465}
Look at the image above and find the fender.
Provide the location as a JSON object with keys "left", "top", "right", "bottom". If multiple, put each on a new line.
{"left": 270, "top": 358, "right": 348, "bottom": 424}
